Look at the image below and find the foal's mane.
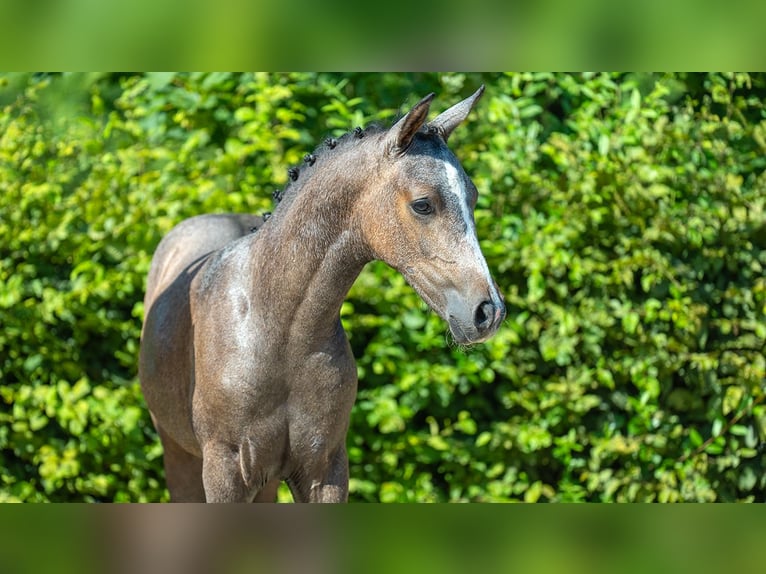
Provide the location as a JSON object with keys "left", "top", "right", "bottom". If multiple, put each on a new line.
{"left": 269, "top": 123, "right": 385, "bottom": 210}
{"left": 252, "top": 112, "right": 443, "bottom": 231}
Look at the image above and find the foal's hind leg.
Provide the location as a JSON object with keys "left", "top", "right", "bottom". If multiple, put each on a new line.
{"left": 156, "top": 424, "right": 205, "bottom": 502}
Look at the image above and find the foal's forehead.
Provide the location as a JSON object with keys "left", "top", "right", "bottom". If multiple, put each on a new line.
{"left": 401, "top": 134, "right": 474, "bottom": 199}
{"left": 405, "top": 132, "right": 453, "bottom": 158}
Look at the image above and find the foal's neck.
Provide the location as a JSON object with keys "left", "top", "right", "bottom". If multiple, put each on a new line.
{"left": 252, "top": 155, "right": 373, "bottom": 348}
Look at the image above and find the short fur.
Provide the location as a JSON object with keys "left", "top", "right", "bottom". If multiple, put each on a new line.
{"left": 139, "top": 87, "right": 504, "bottom": 502}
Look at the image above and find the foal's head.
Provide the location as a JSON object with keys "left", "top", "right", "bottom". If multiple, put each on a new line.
{"left": 358, "top": 86, "right": 505, "bottom": 344}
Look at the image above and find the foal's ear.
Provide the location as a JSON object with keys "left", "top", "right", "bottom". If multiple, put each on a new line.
{"left": 429, "top": 85, "right": 485, "bottom": 141}
{"left": 387, "top": 92, "right": 435, "bottom": 155}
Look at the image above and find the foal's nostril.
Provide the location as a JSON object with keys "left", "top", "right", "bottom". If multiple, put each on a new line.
{"left": 474, "top": 300, "right": 494, "bottom": 331}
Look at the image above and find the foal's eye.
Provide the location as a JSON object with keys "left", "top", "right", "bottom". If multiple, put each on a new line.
{"left": 411, "top": 199, "right": 434, "bottom": 216}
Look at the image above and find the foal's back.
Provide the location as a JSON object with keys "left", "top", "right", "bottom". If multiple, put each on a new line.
{"left": 144, "top": 213, "right": 264, "bottom": 306}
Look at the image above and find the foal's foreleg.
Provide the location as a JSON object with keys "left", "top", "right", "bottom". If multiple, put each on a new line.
{"left": 288, "top": 446, "right": 349, "bottom": 503}
{"left": 201, "top": 442, "right": 252, "bottom": 502}
{"left": 253, "top": 478, "right": 280, "bottom": 502}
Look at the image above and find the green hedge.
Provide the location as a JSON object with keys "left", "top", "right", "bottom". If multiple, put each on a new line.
{"left": 1, "top": 72, "right": 764, "bottom": 502}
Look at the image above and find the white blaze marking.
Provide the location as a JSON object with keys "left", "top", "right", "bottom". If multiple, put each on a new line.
{"left": 442, "top": 158, "right": 497, "bottom": 294}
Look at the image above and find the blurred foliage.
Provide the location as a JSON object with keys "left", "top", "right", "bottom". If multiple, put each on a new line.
{"left": 2, "top": 0, "right": 765, "bottom": 70}
{"left": 1, "top": 72, "right": 764, "bottom": 502}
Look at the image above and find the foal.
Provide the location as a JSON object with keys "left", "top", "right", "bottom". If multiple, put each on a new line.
{"left": 139, "top": 86, "right": 505, "bottom": 502}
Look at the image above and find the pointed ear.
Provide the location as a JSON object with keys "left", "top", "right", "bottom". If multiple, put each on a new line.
{"left": 386, "top": 92, "right": 435, "bottom": 155}
{"left": 429, "top": 85, "right": 485, "bottom": 141}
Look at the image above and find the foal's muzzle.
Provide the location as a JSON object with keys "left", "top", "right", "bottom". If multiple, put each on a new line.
{"left": 447, "top": 292, "right": 505, "bottom": 344}
{"left": 474, "top": 296, "right": 506, "bottom": 340}
{"left": 474, "top": 299, "right": 505, "bottom": 336}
